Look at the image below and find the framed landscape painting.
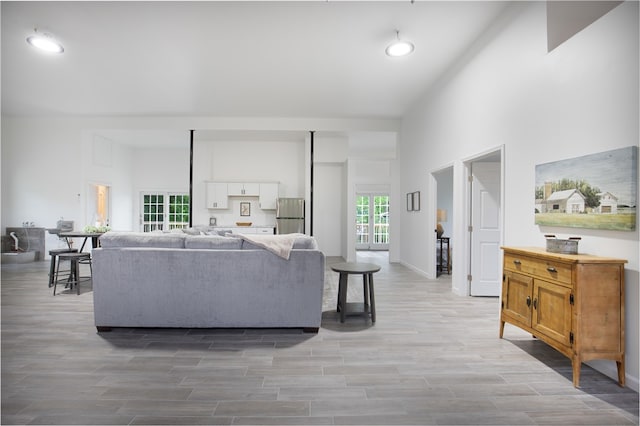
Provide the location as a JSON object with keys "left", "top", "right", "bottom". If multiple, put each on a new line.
{"left": 534, "top": 146, "right": 637, "bottom": 231}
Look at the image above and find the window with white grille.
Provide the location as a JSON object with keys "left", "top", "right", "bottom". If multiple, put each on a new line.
{"left": 141, "top": 193, "right": 189, "bottom": 232}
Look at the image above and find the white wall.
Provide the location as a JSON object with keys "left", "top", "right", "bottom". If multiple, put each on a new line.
{"left": 208, "top": 140, "right": 305, "bottom": 197}
{"left": 1, "top": 119, "right": 136, "bottom": 238}
{"left": 1, "top": 118, "right": 395, "bottom": 258}
{"left": 191, "top": 139, "right": 305, "bottom": 228}
{"left": 314, "top": 136, "right": 348, "bottom": 257}
{"left": 131, "top": 146, "right": 190, "bottom": 231}
{"left": 2, "top": 118, "right": 84, "bottom": 231}
{"left": 399, "top": 1, "right": 639, "bottom": 389}
{"left": 1, "top": 114, "right": 398, "bottom": 231}
{"left": 314, "top": 163, "right": 343, "bottom": 256}
{"left": 83, "top": 134, "right": 135, "bottom": 233}
{"left": 312, "top": 134, "right": 398, "bottom": 259}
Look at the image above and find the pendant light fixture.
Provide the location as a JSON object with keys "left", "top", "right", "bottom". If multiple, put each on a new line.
{"left": 26, "top": 29, "right": 64, "bottom": 54}
{"left": 385, "top": 30, "right": 414, "bottom": 57}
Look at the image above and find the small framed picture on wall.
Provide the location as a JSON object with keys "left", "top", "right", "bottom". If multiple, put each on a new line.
{"left": 407, "top": 193, "right": 413, "bottom": 211}
{"left": 412, "top": 191, "right": 420, "bottom": 211}
{"left": 240, "top": 202, "right": 251, "bottom": 216}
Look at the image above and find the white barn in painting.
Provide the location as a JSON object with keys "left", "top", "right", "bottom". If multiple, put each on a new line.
{"left": 597, "top": 192, "right": 618, "bottom": 214}
{"left": 545, "top": 189, "right": 586, "bottom": 213}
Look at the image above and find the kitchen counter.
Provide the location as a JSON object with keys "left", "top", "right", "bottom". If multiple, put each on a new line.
{"left": 213, "top": 226, "right": 275, "bottom": 235}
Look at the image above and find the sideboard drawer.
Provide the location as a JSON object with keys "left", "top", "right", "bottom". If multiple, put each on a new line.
{"left": 504, "top": 253, "right": 572, "bottom": 285}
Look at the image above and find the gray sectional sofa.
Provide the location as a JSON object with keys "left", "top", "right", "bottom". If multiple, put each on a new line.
{"left": 91, "top": 231, "right": 325, "bottom": 332}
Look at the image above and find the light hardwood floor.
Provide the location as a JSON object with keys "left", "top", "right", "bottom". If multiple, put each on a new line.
{"left": 2, "top": 252, "right": 638, "bottom": 425}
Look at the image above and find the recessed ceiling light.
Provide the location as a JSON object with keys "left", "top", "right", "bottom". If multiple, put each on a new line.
{"left": 26, "top": 29, "right": 64, "bottom": 54}
{"left": 385, "top": 30, "right": 414, "bottom": 57}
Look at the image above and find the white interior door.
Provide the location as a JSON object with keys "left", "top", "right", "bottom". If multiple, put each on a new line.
{"left": 470, "top": 162, "right": 501, "bottom": 296}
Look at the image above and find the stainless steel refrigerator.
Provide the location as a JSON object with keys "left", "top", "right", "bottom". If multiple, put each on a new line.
{"left": 276, "top": 198, "right": 305, "bottom": 234}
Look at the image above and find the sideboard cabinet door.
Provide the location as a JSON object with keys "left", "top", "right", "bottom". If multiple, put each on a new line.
{"left": 501, "top": 271, "right": 533, "bottom": 328}
{"left": 531, "top": 279, "right": 572, "bottom": 346}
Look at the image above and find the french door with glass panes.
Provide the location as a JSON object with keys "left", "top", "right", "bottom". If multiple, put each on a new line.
{"left": 355, "top": 194, "right": 390, "bottom": 250}
{"left": 140, "top": 193, "right": 190, "bottom": 232}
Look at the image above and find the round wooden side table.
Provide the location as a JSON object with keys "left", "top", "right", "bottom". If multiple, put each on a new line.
{"left": 330, "top": 262, "right": 381, "bottom": 323}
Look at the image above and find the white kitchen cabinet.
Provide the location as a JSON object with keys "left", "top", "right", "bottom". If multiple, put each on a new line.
{"left": 227, "top": 182, "right": 260, "bottom": 196}
{"left": 208, "top": 182, "right": 277, "bottom": 210}
{"left": 259, "top": 183, "right": 279, "bottom": 210}
{"left": 206, "top": 182, "right": 228, "bottom": 209}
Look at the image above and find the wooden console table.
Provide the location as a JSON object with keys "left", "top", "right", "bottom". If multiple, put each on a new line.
{"left": 500, "top": 246, "right": 626, "bottom": 387}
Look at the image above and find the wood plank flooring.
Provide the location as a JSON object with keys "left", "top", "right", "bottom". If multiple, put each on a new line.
{"left": 2, "top": 253, "right": 638, "bottom": 425}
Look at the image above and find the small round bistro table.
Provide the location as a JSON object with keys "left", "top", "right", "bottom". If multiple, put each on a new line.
{"left": 330, "top": 262, "right": 381, "bottom": 323}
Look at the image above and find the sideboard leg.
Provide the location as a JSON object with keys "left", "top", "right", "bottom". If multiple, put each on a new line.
{"left": 499, "top": 320, "right": 505, "bottom": 338}
{"left": 572, "top": 356, "right": 581, "bottom": 388}
{"left": 616, "top": 358, "right": 625, "bottom": 386}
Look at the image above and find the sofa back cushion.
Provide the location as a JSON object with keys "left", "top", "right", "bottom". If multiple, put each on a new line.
{"left": 184, "top": 235, "right": 243, "bottom": 249}
{"left": 99, "top": 232, "right": 186, "bottom": 248}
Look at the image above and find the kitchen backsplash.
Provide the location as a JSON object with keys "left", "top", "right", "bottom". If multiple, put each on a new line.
{"left": 204, "top": 198, "right": 276, "bottom": 227}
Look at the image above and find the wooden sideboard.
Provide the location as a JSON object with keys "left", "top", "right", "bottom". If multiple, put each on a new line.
{"left": 499, "top": 246, "right": 626, "bottom": 387}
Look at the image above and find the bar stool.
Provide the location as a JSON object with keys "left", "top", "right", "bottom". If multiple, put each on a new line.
{"left": 48, "top": 248, "right": 78, "bottom": 287}
{"left": 53, "top": 252, "right": 92, "bottom": 296}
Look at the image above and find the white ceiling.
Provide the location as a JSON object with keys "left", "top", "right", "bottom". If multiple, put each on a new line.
{"left": 2, "top": 1, "right": 509, "bottom": 120}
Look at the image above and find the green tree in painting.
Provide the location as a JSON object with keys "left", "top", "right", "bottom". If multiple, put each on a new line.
{"left": 536, "top": 179, "right": 601, "bottom": 209}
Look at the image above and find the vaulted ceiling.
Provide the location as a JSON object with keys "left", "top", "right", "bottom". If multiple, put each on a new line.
{"left": 2, "top": 1, "right": 508, "bottom": 120}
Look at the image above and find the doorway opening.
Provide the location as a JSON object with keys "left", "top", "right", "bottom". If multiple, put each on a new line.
{"left": 87, "top": 183, "right": 110, "bottom": 228}
{"left": 433, "top": 167, "right": 453, "bottom": 277}
{"left": 355, "top": 193, "right": 390, "bottom": 251}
